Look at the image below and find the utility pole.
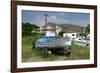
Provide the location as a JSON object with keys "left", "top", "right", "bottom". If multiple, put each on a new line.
{"left": 83, "top": 25, "right": 86, "bottom": 39}
{"left": 83, "top": 25, "right": 85, "bottom": 35}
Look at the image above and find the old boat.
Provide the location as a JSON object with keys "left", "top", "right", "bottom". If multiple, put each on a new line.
{"left": 73, "top": 37, "right": 90, "bottom": 47}
{"left": 34, "top": 12, "right": 72, "bottom": 55}
{"left": 35, "top": 36, "right": 72, "bottom": 55}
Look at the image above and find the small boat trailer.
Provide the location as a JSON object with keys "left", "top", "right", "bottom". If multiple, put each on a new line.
{"left": 35, "top": 36, "right": 72, "bottom": 55}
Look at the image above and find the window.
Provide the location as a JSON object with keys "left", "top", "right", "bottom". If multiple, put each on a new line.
{"left": 72, "top": 34, "right": 75, "bottom": 36}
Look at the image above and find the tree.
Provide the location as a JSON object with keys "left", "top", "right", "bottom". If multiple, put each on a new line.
{"left": 22, "top": 23, "right": 32, "bottom": 36}
{"left": 59, "top": 31, "right": 65, "bottom": 36}
{"left": 85, "top": 24, "right": 90, "bottom": 33}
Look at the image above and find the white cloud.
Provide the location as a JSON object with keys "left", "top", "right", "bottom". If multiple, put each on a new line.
{"left": 31, "top": 15, "right": 88, "bottom": 27}
{"left": 59, "top": 13, "right": 65, "bottom": 16}
{"left": 32, "top": 15, "right": 45, "bottom": 27}
{"left": 48, "top": 16, "right": 57, "bottom": 23}
{"left": 48, "top": 15, "right": 70, "bottom": 24}
{"left": 71, "top": 20, "right": 89, "bottom": 26}
{"left": 58, "top": 19, "right": 70, "bottom": 24}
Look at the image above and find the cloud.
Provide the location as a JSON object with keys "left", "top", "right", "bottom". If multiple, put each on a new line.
{"left": 31, "top": 15, "right": 45, "bottom": 27}
{"left": 59, "top": 13, "right": 65, "bottom": 16}
{"left": 48, "top": 16, "right": 57, "bottom": 23}
{"left": 48, "top": 15, "right": 70, "bottom": 24}
{"left": 58, "top": 19, "right": 70, "bottom": 24}
{"left": 71, "top": 20, "right": 89, "bottom": 26}
{"left": 31, "top": 15, "right": 89, "bottom": 27}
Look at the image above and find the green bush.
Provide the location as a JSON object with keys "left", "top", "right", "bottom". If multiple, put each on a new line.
{"left": 59, "top": 31, "right": 64, "bottom": 36}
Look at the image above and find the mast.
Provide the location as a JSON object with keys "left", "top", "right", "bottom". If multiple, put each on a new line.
{"left": 40, "top": 12, "right": 48, "bottom": 33}
{"left": 44, "top": 11, "right": 48, "bottom": 26}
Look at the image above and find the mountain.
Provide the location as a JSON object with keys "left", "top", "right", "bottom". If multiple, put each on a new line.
{"left": 22, "top": 22, "right": 84, "bottom": 33}
{"left": 45, "top": 22, "right": 84, "bottom": 33}
{"left": 59, "top": 24, "right": 83, "bottom": 32}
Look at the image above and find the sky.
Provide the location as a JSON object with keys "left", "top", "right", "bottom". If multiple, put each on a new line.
{"left": 22, "top": 10, "right": 90, "bottom": 27}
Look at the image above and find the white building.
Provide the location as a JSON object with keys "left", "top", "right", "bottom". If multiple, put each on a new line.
{"left": 86, "top": 34, "right": 90, "bottom": 40}
{"left": 45, "top": 26, "right": 62, "bottom": 37}
{"left": 39, "top": 26, "right": 45, "bottom": 33}
{"left": 63, "top": 32, "right": 80, "bottom": 39}
{"left": 56, "top": 26, "right": 62, "bottom": 36}
{"left": 87, "top": 34, "right": 90, "bottom": 38}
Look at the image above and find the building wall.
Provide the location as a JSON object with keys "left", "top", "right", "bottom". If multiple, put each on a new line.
{"left": 63, "top": 33, "right": 80, "bottom": 39}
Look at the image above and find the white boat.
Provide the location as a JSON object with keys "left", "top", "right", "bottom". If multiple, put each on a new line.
{"left": 34, "top": 36, "right": 72, "bottom": 55}
{"left": 73, "top": 37, "right": 90, "bottom": 47}
{"left": 35, "top": 36, "right": 72, "bottom": 49}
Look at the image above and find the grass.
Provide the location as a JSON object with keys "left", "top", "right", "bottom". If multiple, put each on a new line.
{"left": 70, "top": 42, "right": 90, "bottom": 60}
{"left": 22, "top": 34, "right": 90, "bottom": 62}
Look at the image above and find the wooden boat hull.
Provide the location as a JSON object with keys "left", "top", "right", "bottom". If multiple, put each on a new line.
{"left": 35, "top": 37, "right": 71, "bottom": 49}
